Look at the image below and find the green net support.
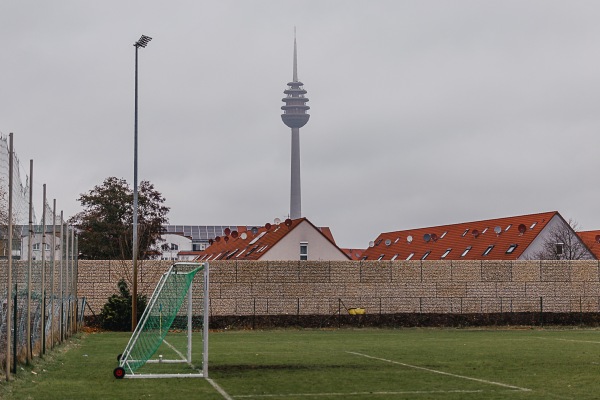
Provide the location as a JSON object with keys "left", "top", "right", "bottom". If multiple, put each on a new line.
{"left": 117, "top": 262, "right": 205, "bottom": 377}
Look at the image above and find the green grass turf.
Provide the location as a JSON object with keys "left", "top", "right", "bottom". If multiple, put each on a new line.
{"left": 2, "top": 328, "right": 600, "bottom": 399}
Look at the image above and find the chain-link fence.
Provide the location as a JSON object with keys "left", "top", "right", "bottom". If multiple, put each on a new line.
{"left": 0, "top": 133, "right": 80, "bottom": 380}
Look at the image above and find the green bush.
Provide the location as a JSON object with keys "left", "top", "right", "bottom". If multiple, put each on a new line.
{"left": 100, "top": 279, "right": 147, "bottom": 331}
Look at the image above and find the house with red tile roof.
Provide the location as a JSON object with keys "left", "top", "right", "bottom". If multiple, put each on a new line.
{"left": 360, "top": 211, "right": 596, "bottom": 261}
{"left": 189, "top": 217, "right": 350, "bottom": 261}
{"left": 577, "top": 230, "right": 600, "bottom": 259}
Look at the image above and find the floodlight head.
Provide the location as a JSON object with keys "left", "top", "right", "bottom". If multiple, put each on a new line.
{"left": 134, "top": 35, "right": 152, "bottom": 48}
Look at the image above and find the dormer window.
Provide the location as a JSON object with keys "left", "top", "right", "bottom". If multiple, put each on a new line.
{"left": 391, "top": 254, "right": 398, "bottom": 261}
{"left": 462, "top": 229, "right": 469, "bottom": 237}
{"left": 421, "top": 251, "right": 431, "bottom": 260}
{"left": 530, "top": 222, "right": 537, "bottom": 229}
{"left": 482, "top": 227, "right": 488, "bottom": 234}
{"left": 406, "top": 252, "right": 415, "bottom": 261}
{"left": 440, "top": 231, "right": 448, "bottom": 239}
{"left": 506, "top": 244, "right": 518, "bottom": 254}
{"left": 505, "top": 224, "right": 512, "bottom": 232}
{"left": 377, "top": 254, "right": 385, "bottom": 261}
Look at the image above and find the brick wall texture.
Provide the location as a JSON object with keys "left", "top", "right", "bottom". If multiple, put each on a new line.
{"left": 77, "top": 260, "right": 600, "bottom": 317}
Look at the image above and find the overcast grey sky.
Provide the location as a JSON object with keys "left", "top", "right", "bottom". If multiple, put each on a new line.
{"left": 1, "top": 1, "right": 599, "bottom": 249}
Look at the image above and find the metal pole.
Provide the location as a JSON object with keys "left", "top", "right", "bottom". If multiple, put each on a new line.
{"left": 26, "top": 159, "right": 33, "bottom": 363}
{"left": 203, "top": 263, "right": 209, "bottom": 378}
{"left": 132, "top": 42, "right": 139, "bottom": 332}
{"left": 41, "top": 184, "right": 47, "bottom": 355}
{"left": 5, "top": 132, "right": 14, "bottom": 381}
{"left": 50, "top": 199, "right": 56, "bottom": 349}
{"left": 65, "top": 224, "right": 70, "bottom": 338}
{"left": 70, "top": 228, "right": 75, "bottom": 334}
{"left": 74, "top": 235, "right": 79, "bottom": 331}
{"left": 187, "top": 278, "right": 192, "bottom": 364}
{"left": 131, "top": 34, "right": 151, "bottom": 331}
{"left": 59, "top": 212, "right": 64, "bottom": 342}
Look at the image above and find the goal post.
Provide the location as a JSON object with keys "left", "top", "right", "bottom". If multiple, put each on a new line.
{"left": 114, "top": 262, "right": 209, "bottom": 379}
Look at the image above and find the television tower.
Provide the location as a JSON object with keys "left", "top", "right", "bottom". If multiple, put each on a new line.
{"left": 281, "top": 32, "right": 310, "bottom": 219}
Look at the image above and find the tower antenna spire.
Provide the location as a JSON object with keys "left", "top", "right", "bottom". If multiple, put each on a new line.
{"left": 293, "top": 27, "right": 298, "bottom": 82}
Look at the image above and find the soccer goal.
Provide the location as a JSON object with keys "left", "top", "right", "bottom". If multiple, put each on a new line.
{"left": 113, "top": 262, "right": 209, "bottom": 379}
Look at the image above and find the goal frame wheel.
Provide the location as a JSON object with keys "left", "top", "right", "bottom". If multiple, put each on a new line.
{"left": 114, "top": 367, "right": 126, "bottom": 379}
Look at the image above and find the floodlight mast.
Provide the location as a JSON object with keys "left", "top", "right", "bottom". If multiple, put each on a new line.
{"left": 132, "top": 34, "right": 152, "bottom": 331}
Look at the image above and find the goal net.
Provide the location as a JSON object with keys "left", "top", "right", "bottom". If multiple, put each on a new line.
{"left": 114, "top": 262, "right": 209, "bottom": 379}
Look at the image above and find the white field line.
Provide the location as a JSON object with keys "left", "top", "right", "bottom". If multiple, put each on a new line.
{"left": 207, "top": 377, "right": 235, "bottom": 400}
{"left": 347, "top": 351, "right": 531, "bottom": 392}
{"left": 534, "top": 337, "right": 600, "bottom": 344}
{"left": 234, "top": 390, "right": 484, "bottom": 398}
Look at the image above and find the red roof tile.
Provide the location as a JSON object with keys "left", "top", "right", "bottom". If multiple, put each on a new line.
{"left": 341, "top": 248, "right": 365, "bottom": 260}
{"left": 577, "top": 230, "right": 600, "bottom": 259}
{"left": 361, "top": 211, "right": 560, "bottom": 261}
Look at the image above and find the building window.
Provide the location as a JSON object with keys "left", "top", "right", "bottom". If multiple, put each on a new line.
{"left": 555, "top": 243, "right": 564, "bottom": 256}
{"left": 300, "top": 242, "right": 308, "bottom": 260}
{"left": 461, "top": 246, "right": 472, "bottom": 257}
{"left": 506, "top": 244, "right": 518, "bottom": 254}
{"left": 482, "top": 245, "right": 494, "bottom": 256}
{"left": 441, "top": 249, "right": 451, "bottom": 259}
{"left": 32, "top": 243, "right": 40, "bottom": 251}
{"left": 170, "top": 243, "right": 179, "bottom": 251}
{"left": 421, "top": 251, "right": 431, "bottom": 260}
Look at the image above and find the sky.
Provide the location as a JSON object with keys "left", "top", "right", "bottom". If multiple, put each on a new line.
{"left": 1, "top": 1, "right": 599, "bottom": 249}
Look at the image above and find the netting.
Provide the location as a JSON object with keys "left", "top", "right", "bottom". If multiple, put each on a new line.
{"left": 116, "top": 262, "right": 208, "bottom": 378}
{"left": 0, "top": 133, "right": 79, "bottom": 378}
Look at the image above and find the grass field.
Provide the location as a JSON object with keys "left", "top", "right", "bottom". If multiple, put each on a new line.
{"left": 2, "top": 327, "right": 600, "bottom": 399}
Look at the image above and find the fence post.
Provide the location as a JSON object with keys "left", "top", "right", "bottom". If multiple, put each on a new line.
{"left": 338, "top": 298, "right": 341, "bottom": 328}
{"left": 13, "top": 286, "right": 17, "bottom": 374}
{"left": 252, "top": 298, "right": 255, "bottom": 330}
{"left": 539, "top": 297, "right": 543, "bottom": 327}
{"left": 41, "top": 184, "right": 47, "bottom": 355}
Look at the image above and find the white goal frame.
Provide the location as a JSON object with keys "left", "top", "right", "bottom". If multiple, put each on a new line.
{"left": 117, "top": 262, "right": 210, "bottom": 379}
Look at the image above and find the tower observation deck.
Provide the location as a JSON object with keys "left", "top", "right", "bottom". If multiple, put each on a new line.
{"left": 281, "top": 36, "right": 310, "bottom": 128}
{"left": 281, "top": 33, "right": 309, "bottom": 220}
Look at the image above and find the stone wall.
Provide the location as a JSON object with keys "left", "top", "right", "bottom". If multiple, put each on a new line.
{"left": 77, "top": 259, "right": 600, "bottom": 317}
